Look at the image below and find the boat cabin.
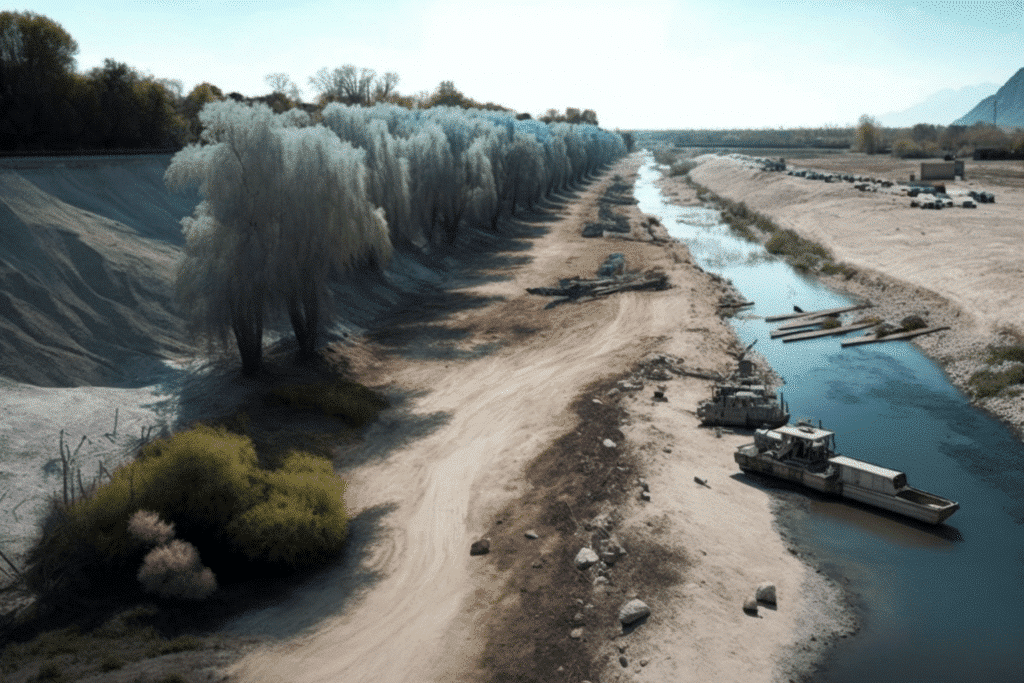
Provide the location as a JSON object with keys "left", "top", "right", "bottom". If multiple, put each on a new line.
{"left": 763, "top": 424, "right": 836, "bottom": 464}
{"left": 829, "top": 455, "right": 907, "bottom": 495}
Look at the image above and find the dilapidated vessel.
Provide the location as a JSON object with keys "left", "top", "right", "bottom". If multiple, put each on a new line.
{"left": 697, "top": 351, "right": 789, "bottom": 429}
{"left": 734, "top": 422, "right": 960, "bottom": 524}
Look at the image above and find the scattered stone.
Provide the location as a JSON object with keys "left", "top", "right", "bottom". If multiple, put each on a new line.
{"left": 618, "top": 598, "right": 651, "bottom": 625}
{"left": 653, "top": 390, "right": 667, "bottom": 402}
{"left": 663, "top": 446, "right": 672, "bottom": 453}
{"left": 694, "top": 476, "right": 709, "bottom": 487}
{"left": 524, "top": 530, "right": 539, "bottom": 539}
{"left": 575, "top": 547, "right": 599, "bottom": 570}
{"left": 470, "top": 539, "right": 490, "bottom": 556}
{"left": 532, "top": 560, "right": 543, "bottom": 568}
{"left": 640, "top": 659, "right": 649, "bottom": 667}
{"left": 743, "top": 597, "right": 759, "bottom": 615}
{"left": 573, "top": 612, "right": 585, "bottom": 623}
{"left": 640, "top": 490, "right": 651, "bottom": 501}
{"left": 570, "top": 627, "right": 584, "bottom": 639}
{"left": 619, "top": 655, "right": 629, "bottom": 668}
{"left": 756, "top": 582, "right": 777, "bottom": 605}
{"left": 602, "top": 438, "right": 617, "bottom": 448}
{"left": 618, "top": 643, "right": 628, "bottom": 653}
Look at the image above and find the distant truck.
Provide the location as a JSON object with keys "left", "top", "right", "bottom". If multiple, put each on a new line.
{"left": 919, "top": 160, "right": 964, "bottom": 181}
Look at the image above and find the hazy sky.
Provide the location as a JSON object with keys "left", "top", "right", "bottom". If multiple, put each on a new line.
{"left": 15, "top": 0, "right": 1024, "bottom": 129}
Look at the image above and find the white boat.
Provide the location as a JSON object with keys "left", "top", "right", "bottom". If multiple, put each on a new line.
{"left": 734, "top": 423, "right": 959, "bottom": 525}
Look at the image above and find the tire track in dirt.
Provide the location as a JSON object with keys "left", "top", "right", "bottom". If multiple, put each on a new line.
{"left": 225, "top": 159, "right": 736, "bottom": 683}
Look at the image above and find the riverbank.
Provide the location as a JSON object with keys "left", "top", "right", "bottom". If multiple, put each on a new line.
{"left": 675, "top": 154, "right": 1024, "bottom": 439}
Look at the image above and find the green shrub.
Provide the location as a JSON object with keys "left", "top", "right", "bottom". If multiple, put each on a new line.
{"left": 819, "top": 316, "right": 841, "bottom": 329}
{"left": 969, "top": 366, "right": 1024, "bottom": 399}
{"left": 272, "top": 378, "right": 388, "bottom": 427}
{"left": 27, "top": 425, "right": 350, "bottom": 593}
{"left": 986, "top": 344, "right": 1024, "bottom": 365}
{"left": 765, "top": 229, "right": 833, "bottom": 270}
{"left": 669, "top": 159, "right": 697, "bottom": 176}
{"left": 226, "top": 453, "right": 348, "bottom": 568}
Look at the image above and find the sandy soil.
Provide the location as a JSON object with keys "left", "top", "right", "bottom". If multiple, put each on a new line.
{"left": 1, "top": 153, "right": 854, "bottom": 683}
{"left": 683, "top": 153, "right": 1024, "bottom": 434}
{"left": 216, "top": 156, "right": 847, "bottom": 683}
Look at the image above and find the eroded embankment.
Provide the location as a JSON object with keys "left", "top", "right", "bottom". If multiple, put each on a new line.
{"left": 678, "top": 155, "right": 1024, "bottom": 437}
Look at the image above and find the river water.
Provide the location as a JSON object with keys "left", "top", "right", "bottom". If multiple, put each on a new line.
{"left": 633, "top": 158, "right": 1024, "bottom": 682}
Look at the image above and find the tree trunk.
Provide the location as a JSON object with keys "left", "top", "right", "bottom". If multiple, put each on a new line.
{"left": 288, "top": 284, "right": 320, "bottom": 360}
{"left": 232, "top": 306, "right": 263, "bottom": 376}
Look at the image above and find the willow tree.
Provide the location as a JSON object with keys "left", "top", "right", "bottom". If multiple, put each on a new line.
{"left": 166, "top": 100, "right": 390, "bottom": 374}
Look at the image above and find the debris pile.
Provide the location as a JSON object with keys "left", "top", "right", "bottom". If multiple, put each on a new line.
{"left": 528, "top": 255, "right": 669, "bottom": 309}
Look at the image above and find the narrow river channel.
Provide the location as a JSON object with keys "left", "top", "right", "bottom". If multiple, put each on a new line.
{"left": 634, "top": 156, "right": 1024, "bottom": 682}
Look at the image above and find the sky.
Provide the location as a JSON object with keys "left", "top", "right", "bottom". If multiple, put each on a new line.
{"left": 10, "top": 0, "right": 1024, "bottom": 129}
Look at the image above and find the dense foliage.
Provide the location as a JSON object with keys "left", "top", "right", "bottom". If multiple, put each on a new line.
{"left": 0, "top": 11, "right": 186, "bottom": 151}
{"left": 168, "top": 99, "right": 627, "bottom": 373}
{"left": 25, "top": 425, "right": 350, "bottom": 597}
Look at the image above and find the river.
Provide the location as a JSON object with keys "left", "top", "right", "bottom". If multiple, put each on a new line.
{"left": 633, "top": 156, "right": 1024, "bottom": 682}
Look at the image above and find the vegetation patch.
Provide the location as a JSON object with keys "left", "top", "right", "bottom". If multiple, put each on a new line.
{"left": 968, "top": 366, "right": 1024, "bottom": 399}
{"left": 986, "top": 344, "right": 1024, "bottom": 366}
{"left": 271, "top": 377, "right": 390, "bottom": 427}
{"left": 765, "top": 229, "right": 834, "bottom": 272}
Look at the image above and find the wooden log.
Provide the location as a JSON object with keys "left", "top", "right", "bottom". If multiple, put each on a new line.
{"left": 773, "top": 313, "right": 840, "bottom": 331}
{"left": 840, "top": 326, "right": 950, "bottom": 347}
{"left": 771, "top": 324, "right": 822, "bottom": 339}
{"left": 780, "top": 322, "right": 876, "bottom": 342}
{"left": 764, "top": 303, "right": 870, "bottom": 323}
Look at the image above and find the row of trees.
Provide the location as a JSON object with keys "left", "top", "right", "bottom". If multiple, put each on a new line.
{"left": 167, "top": 100, "right": 627, "bottom": 374}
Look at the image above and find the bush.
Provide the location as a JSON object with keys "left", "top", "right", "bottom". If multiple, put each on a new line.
{"left": 226, "top": 452, "right": 348, "bottom": 568}
{"left": 127, "top": 510, "right": 175, "bottom": 547}
{"left": 29, "top": 662, "right": 66, "bottom": 682}
{"left": 669, "top": 159, "right": 697, "bottom": 177}
{"left": 272, "top": 378, "right": 388, "bottom": 427}
{"left": 98, "top": 653, "right": 126, "bottom": 671}
{"left": 987, "top": 344, "right": 1024, "bottom": 365}
{"left": 969, "top": 366, "right": 1024, "bottom": 399}
{"left": 26, "top": 424, "right": 350, "bottom": 594}
{"left": 765, "top": 229, "right": 833, "bottom": 270}
{"left": 137, "top": 540, "right": 217, "bottom": 600}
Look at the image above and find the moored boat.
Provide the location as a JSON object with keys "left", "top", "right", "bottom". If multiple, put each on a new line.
{"left": 734, "top": 423, "right": 959, "bottom": 524}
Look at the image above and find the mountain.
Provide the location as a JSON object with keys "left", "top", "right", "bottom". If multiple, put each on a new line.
{"left": 953, "top": 68, "right": 1024, "bottom": 127}
{"left": 879, "top": 83, "right": 999, "bottom": 127}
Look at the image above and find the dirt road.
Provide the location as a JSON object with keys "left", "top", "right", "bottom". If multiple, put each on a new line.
{"left": 224, "top": 155, "right": 811, "bottom": 683}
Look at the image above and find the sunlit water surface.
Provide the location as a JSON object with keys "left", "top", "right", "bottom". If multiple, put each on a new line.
{"left": 634, "top": 157, "right": 1024, "bottom": 682}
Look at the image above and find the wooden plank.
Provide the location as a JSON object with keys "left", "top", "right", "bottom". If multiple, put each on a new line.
{"left": 781, "top": 322, "right": 876, "bottom": 342}
{"left": 840, "top": 326, "right": 950, "bottom": 347}
{"left": 764, "top": 303, "right": 870, "bottom": 323}
{"left": 771, "top": 324, "right": 822, "bottom": 339}
{"left": 773, "top": 314, "right": 839, "bottom": 331}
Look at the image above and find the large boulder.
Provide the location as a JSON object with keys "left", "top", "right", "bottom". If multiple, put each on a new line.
{"left": 470, "top": 538, "right": 490, "bottom": 556}
{"left": 618, "top": 598, "right": 651, "bottom": 625}
{"left": 575, "top": 547, "right": 599, "bottom": 570}
{"left": 743, "top": 596, "right": 759, "bottom": 615}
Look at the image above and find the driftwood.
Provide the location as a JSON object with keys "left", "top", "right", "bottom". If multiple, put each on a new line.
{"left": 528, "top": 271, "right": 669, "bottom": 309}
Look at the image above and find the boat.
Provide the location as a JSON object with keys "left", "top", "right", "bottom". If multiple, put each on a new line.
{"left": 697, "top": 344, "right": 790, "bottom": 429}
{"left": 734, "top": 422, "right": 960, "bottom": 524}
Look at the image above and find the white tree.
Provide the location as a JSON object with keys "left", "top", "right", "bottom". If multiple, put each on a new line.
{"left": 166, "top": 100, "right": 390, "bottom": 372}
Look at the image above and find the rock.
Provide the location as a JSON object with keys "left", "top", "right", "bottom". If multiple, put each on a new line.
{"left": 532, "top": 560, "right": 543, "bottom": 568}
{"left": 653, "top": 390, "right": 667, "bottom": 402}
{"left": 619, "top": 655, "right": 629, "bottom": 667}
{"left": 618, "top": 598, "right": 651, "bottom": 625}
{"left": 743, "top": 596, "right": 759, "bottom": 615}
{"left": 618, "top": 643, "right": 628, "bottom": 653}
{"left": 575, "top": 547, "right": 599, "bottom": 570}
{"left": 592, "top": 398, "right": 602, "bottom": 405}
{"left": 573, "top": 612, "right": 585, "bottom": 623}
{"left": 640, "top": 490, "right": 651, "bottom": 501}
{"left": 694, "top": 476, "right": 709, "bottom": 487}
{"left": 470, "top": 539, "right": 490, "bottom": 556}
{"left": 663, "top": 446, "right": 672, "bottom": 453}
{"left": 524, "top": 530, "right": 539, "bottom": 539}
{"left": 640, "top": 659, "right": 649, "bottom": 667}
{"left": 570, "top": 627, "right": 584, "bottom": 639}
{"left": 602, "top": 438, "right": 617, "bottom": 448}
{"left": 594, "top": 575, "right": 609, "bottom": 585}
{"left": 756, "top": 582, "right": 777, "bottom": 605}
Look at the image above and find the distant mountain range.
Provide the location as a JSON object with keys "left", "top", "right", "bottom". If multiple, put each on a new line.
{"left": 878, "top": 83, "right": 998, "bottom": 127}
{"left": 953, "top": 67, "right": 1024, "bottom": 127}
